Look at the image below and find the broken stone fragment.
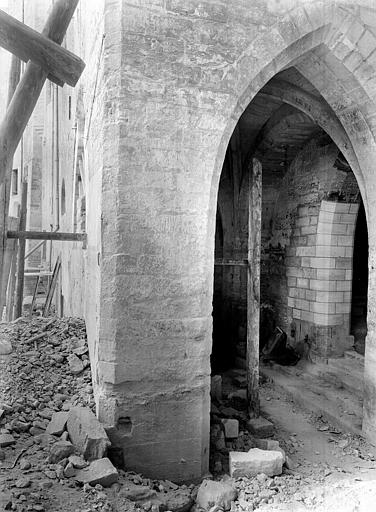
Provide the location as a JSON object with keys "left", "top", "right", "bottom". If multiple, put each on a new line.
{"left": 254, "top": 439, "right": 280, "bottom": 450}
{"left": 46, "top": 411, "right": 69, "bottom": 436}
{"left": 120, "top": 482, "right": 158, "bottom": 502}
{"left": 64, "top": 461, "right": 77, "bottom": 478}
{"left": 19, "top": 458, "right": 31, "bottom": 470}
{"left": 67, "top": 407, "right": 110, "bottom": 461}
{"left": 162, "top": 489, "right": 194, "bottom": 512}
{"left": 0, "top": 433, "right": 15, "bottom": 447}
{"left": 68, "top": 454, "right": 88, "bottom": 469}
{"left": 247, "top": 417, "right": 274, "bottom": 437}
{"left": 229, "top": 448, "right": 283, "bottom": 478}
{"left": 67, "top": 353, "right": 84, "bottom": 375}
{"left": 220, "top": 419, "right": 239, "bottom": 439}
{"left": 0, "top": 337, "right": 12, "bottom": 355}
{"left": 15, "top": 477, "right": 31, "bottom": 488}
{"left": 48, "top": 440, "right": 75, "bottom": 463}
{"left": 75, "top": 457, "right": 118, "bottom": 487}
{"left": 196, "top": 479, "right": 237, "bottom": 511}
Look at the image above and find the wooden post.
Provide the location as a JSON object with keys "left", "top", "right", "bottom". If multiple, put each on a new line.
{"left": 247, "top": 158, "right": 262, "bottom": 418}
{"left": 14, "top": 182, "right": 27, "bottom": 318}
{"left": 2, "top": 217, "right": 18, "bottom": 320}
{"left": 0, "top": 55, "right": 21, "bottom": 319}
{"left": 0, "top": 0, "right": 80, "bottom": 313}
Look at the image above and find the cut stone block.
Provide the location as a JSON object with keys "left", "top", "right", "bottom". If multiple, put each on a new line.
{"left": 196, "top": 479, "right": 237, "bottom": 511}
{"left": 67, "top": 407, "right": 110, "bottom": 461}
{"left": 247, "top": 417, "right": 274, "bottom": 437}
{"left": 254, "top": 439, "right": 279, "bottom": 450}
{"left": 220, "top": 419, "right": 239, "bottom": 439}
{"left": 229, "top": 448, "right": 283, "bottom": 478}
{"left": 211, "top": 375, "right": 222, "bottom": 401}
{"left": 75, "top": 457, "right": 118, "bottom": 487}
{"left": 0, "top": 433, "right": 15, "bottom": 447}
{"left": 46, "top": 411, "right": 69, "bottom": 436}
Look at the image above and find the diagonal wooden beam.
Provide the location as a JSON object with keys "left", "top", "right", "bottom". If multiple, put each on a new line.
{"left": 0, "top": 0, "right": 82, "bottom": 315}
{"left": 0, "top": 7, "right": 85, "bottom": 87}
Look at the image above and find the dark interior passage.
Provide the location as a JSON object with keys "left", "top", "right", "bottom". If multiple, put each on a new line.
{"left": 351, "top": 199, "right": 368, "bottom": 355}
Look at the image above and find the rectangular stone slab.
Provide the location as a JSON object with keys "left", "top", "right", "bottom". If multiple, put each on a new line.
{"left": 67, "top": 407, "right": 110, "bottom": 461}
{"left": 229, "top": 448, "right": 283, "bottom": 478}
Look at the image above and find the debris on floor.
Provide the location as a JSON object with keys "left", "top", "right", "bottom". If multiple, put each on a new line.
{"left": 1, "top": 316, "right": 376, "bottom": 511}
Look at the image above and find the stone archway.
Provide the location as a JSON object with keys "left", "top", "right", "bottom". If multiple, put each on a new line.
{"left": 99, "top": 1, "right": 376, "bottom": 480}
{"left": 206, "top": 4, "right": 376, "bottom": 456}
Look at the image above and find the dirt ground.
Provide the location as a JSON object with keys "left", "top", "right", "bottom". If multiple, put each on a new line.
{"left": 1, "top": 316, "right": 376, "bottom": 511}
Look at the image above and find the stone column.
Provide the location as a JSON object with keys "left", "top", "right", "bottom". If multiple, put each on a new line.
{"left": 363, "top": 234, "right": 376, "bottom": 442}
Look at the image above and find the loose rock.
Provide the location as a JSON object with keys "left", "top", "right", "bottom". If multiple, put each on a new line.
{"left": 67, "top": 407, "right": 110, "bottom": 461}
{"left": 75, "top": 457, "right": 118, "bottom": 487}
{"left": 196, "top": 479, "right": 237, "bottom": 511}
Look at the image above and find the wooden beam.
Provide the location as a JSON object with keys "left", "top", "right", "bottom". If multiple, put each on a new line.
{"left": 14, "top": 182, "right": 27, "bottom": 319}
{"left": 0, "top": 55, "right": 21, "bottom": 318}
{"left": 7, "top": 230, "right": 86, "bottom": 242}
{"left": 3, "top": 217, "right": 18, "bottom": 320}
{"left": 0, "top": 8, "right": 85, "bottom": 87}
{"left": 214, "top": 259, "right": 248, "bottom": 266}
{"left": 247, "top": 158, "right": 262, "bottom": 419}
{"left": 0, "top": 0, "right": 81, "bottom": 312}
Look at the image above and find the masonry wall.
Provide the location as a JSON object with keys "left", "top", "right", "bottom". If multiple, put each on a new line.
{"left": 9, "top": 0, "right": 376, "bottom": 476}
{"left": 262, "top": 141, "right": 360, "bottom": 356}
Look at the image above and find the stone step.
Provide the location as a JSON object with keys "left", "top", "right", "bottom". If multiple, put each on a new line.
{"left": 344, "top": 349, "right": 365, "bottom": 362}
{"left": 260, "top": 365, "right": 363, "bottom": 436}
{"left": 306, "top": 359, "right": 364, "bottom": 400}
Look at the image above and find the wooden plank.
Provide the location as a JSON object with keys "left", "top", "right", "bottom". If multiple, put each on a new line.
{"left": 0, "top": 0, "right": 81, "bottom": 311}
{"left": 7, "top": 230, "right": 86, "bottom": 242}
{"left": 30, "top": 275, "right": 41, "bottom": 317}
{"left": 14, "top": 182, "right": 27, "bottom": 319}
{"left": 247, "top": 158, "right": 262, "bottom": 418}
{"left": 215, "top": 259, "right": 248, "bottom": 266}
{"left": 2, "top": 217, "right": 18, "bottom": 320}
{"left": 0, "top": 8, "right": 85, "bottom": 87}
{"left": 43, "top": 256, "right": 61, "bottom": 317}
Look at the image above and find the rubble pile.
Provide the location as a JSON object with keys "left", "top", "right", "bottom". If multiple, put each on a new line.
{"left": 0, "top": 317, "right": 197, "bottom": 512}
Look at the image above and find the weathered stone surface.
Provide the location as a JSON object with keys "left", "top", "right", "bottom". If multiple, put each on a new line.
{"left": 75, "top": 457, "right": 118, "bottom": 487}
{"left": 68, "top": 455, "right": 88, "bottom": 469}
{"left": 67, "top": 407, "right": 110, "bottom": 460}
{"left": 0, "top": 338, "right": 12, "bottom": 355}
{"left": 48, "top": 441, "right": 75, "bottom": 463}
{"left": 247, "top": 417, "right": 274, "bottom": 437}
{"left": 196, "top": 479, "right": 237, "bottom": 511}
{"left": 254, "top": 439, "right": 280, "bottom": 450}
{"left": 229, "top": 449, "right": 283, "bottom": 478}
{"left": 120, "top": 483, "right": 158, "bottom": 502}
{"left": 64, "top": 461, "right": 77, "bottom": 478}
{"left": 67, "top": 353, "right": 84, "bottom": 375}
{"left": 211, "top": 375, "right": 222, "bottom": 401}
{"left": 221, "top": 419, "right": 239, "bottom": 439}
{"left": 0, "top": 433, "right": 15, "bottom": 447}
{"left": 210, "top": 424, "right": 226, "bottom": 451}
{"left": 46, "top": 411, "right": 69, "bottom": 436}
{"left": 162, "top": 489, "right": 193, "bottom": 512}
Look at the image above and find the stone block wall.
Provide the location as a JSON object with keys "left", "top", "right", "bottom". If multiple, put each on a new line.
{"left": 287, "top": 200, "right": 358, "bottom": 355}
{"left": 262, "top": 141, "right": 360, "bottom": 356}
